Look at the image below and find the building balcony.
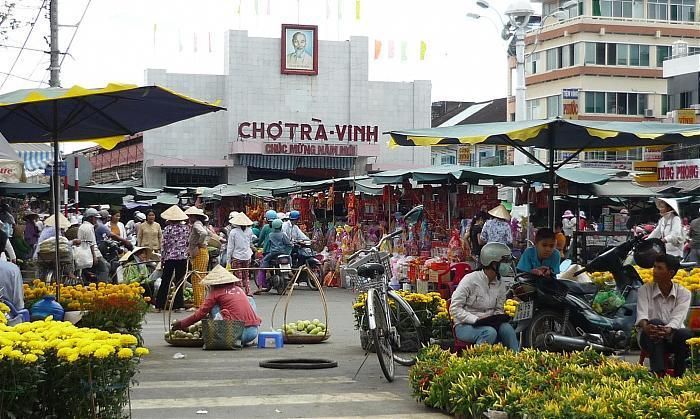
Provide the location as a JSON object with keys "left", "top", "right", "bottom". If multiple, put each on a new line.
{"left": 526, "top": 15, "right": 700, "bottom": 44}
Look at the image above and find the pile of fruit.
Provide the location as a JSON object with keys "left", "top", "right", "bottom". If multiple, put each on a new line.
{"left": 281, "top": 319, "right": 327, "bottom": 336}
{"left": 503, "top": 299, "right": 520, "bottom": 317}
{"left": 166, "top": 321, "right": 202, "bottom": 340}
{"left": 635, "top": 266, "right": 700, "bottom": 291}
{"left": 589, "top": 271, "right": 614, "bottom": 287}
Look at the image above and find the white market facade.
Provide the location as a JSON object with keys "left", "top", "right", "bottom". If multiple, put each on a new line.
{"left": 142, "top": 29, "right": 431, "bottom": 188}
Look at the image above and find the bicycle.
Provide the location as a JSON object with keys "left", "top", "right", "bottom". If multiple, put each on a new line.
{"left": 344, "top": 206, "right": 425, "bottom": 382}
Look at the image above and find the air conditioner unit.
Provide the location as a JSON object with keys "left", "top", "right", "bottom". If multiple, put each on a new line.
{"left": 644, "top": 109, "right": 654, "bottom": 118}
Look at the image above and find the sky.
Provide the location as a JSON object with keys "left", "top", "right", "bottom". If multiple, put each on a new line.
{"left": 0, "top": 0, "right": 538, "bottom": 151}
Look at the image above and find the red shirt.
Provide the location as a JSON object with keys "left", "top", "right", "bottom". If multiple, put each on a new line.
{"left": 180, "top": 284, "right": 262, "bottom": 328}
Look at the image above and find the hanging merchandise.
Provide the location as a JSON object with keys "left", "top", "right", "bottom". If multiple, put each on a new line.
{"left": 346, "top": 193, "right": 357, "bottom": 226}
{"left": 447, "top": 229, "right": 464, "bottom": 262}
{"left": 311, "top": 223, "right": 325, "bottom": 252}
{"left": 536, "top": 191, "right": 548, "bottom": 209}
{"left": 515, "top": 187, "right": 524, "bottom": 206}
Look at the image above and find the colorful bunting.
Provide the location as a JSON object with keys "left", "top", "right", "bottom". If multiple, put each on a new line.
{"left": 374, "top": 40, "right": 382, "bottom": 60}
{"left": 235, "top": 0, "right": 242, "bottom": 15}
{"left": 420, "top": 41, "right": 427, "bottom": 60}
{"left": 338, "top": 0, "right": 343, "bottom": 19}
{"left": 388, "top": 40, "right": 395, "bottom": 59}
{"left": 355, "top": 0, "right": 360, "bottom": 20}
{"left": 400, "top": 41, "right": 407, "bottom": 62}
{"left": 193, "top": 33, "right": 198, "bottom": 53}
{"left": 208, "top": 32, "right": 212, "bottom": 53}
{"left": 152, "top": 24, "right": 157, "bottom": 48}
{"left": 178, "top": 31, "right": 183, "bottom": 52}
{"left": 254, "top": 0, "right": 259, "bottom": 16}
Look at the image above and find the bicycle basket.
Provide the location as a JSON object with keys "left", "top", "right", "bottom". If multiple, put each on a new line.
{"left": 343, "top": 251, "right": 392, "bottom": 292}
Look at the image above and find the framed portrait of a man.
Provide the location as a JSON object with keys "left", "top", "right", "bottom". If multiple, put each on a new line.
{"left": 281, "top": 24, "right": 318, "bottom": 75}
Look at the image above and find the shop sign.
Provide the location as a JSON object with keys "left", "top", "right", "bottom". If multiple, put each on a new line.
{"left": 633, "top": 161, "right": 658, "bottom": 183}
{"left": 581, "top": 161, "right": 632, "bottom": 170}
{"left": 238, "top": 121, "right": 379, "bottom": 143}
{"left": 657, "top": 159, "right": 700, "bottom": 181}
{"left": 0, "top": 161, "right": 21, "bottom": 183}
{"left": 676, "top": 109, "right": 698, "bottom": 124}
{"left": 562, "top": 88, "right": 579, "bottom": 120}
{"left": 643, "top": 146, "right": 665, "bottom": 162}
{"left": 457, "top": 146, "right": 471, "bottom": 165}
{"left": 263, "top": 142, "right": 357, "bottom": 157}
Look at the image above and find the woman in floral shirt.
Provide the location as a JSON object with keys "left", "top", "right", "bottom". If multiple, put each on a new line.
{"left": 479, "top": 204, "right": 513, "bottom": 247}
{"left": 155, "top": 205, "right": 191, "bottom": 312}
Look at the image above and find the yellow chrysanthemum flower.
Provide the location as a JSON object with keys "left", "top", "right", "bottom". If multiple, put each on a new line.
{"left": 117, "top": 348, "right": 133, "bottom": 359}
{"left": 134, "top": 347, "right": 149, "bottom": 356}
{"left": 92, "top": 347, "right": 111, "bottom": 359}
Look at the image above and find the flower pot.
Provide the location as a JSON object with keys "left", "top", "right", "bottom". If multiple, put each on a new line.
{"left": 30, "top": 296, "right": 64, "bottom": 321}
{"left": 63, "top": 310, "right": 84, "bottom": 325}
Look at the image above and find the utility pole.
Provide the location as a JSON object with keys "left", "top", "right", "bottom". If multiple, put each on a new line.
{"left": 49, "top": 0, "right": 59, "bottom": 87}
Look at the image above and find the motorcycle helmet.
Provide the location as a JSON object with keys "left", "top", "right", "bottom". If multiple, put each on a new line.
{"left": 265, "top": 210, "right": 277, "bottom": 221}
{"left": 479, "top": 242, "right": 512, "bottom": 267}
{"left": 289, "top": 210, "right": 300, "bottom": 221}
{"left": 272, "top": 219, "right": 283, "bottom": 230}
{"left": 633, "top": 238, "right": 665, "bottom": 269}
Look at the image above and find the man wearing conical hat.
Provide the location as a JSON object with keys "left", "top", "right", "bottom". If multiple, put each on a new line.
{"left": 171, "top": 265, "right": 262, "bottom": 345}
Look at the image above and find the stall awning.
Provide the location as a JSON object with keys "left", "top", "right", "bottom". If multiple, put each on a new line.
{"left": 238, "top": 155, "right": 355, "bottom": 171}
{"left": 12, "top": 143, "right": 54, "bottom": 171}
{"left": 0, "top": 182, "right": 50, "bottom": 194}
{"left": 80, "top": 178, "right": 143, "bottom": 195}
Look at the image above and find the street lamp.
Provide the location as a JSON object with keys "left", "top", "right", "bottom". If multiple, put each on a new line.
{"left": 505, "top": 1, "right": 535, "bottom": 127}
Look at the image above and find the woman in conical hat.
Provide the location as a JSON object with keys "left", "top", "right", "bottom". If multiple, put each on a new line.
{"left": 227, "top": 212, "right": 255, "bottom": 295}
{"left": 479, "top": 204, "right": 513, "bottom": 247}
{"left": 649, "top": 198, "right": 684, "bottom": 257}
{"left": 155, "top": 205, "right": 190, "bottom": 313}
{"left": 171, "top": 265, "right": 262, "bottom": 345}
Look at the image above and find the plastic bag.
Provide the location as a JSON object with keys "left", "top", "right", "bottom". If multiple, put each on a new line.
{"left": 592, "top": 290, "right": 625, "bottom": 314}
{"left": 73, "top": 243, "right": 94, "bottom": 270}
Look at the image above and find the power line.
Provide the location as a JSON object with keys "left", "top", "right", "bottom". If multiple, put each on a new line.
{"left": 0, "top": 0, "right": 48, "bottom": 90}
{"left": 0, "top": 70, "right": 46, "bottom": 83}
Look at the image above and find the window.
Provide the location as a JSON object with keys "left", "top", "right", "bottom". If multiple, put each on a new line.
{"left": 629, "top": 44, "right": 640, "bottom": 66}
{"left": 648, "top": 0, "right": 669, "bottom": 19}
{"left": 527, "top": 98, "right": 542, "bottom": 120}
{"left": 546, "top": 48, "right": 558, "bottom": 71}
{"left": 648, "top": 0, "right": 695, "bottom": 21}
{"left": 601, "top": 0, "right": 633, "bottom": 17}
{"left": 544, "top": 0, "right": 583, "bottom": 18}
{"left": 616, "top": 44, "right": 628, "bottom": 65}
{"left": 607, "top": 43, "right": 617, "bottom": 65}
{"left": 546, "top": 95, "right": 562, "bottom": 118}
{"left": 441, "top": 154, "right": 456, "bottom": 165}
{"left": 585, "top": 92, "right": 648, "bottom": 115}
{"left": 661, "top": 94, "right": 670, "bottom": 115}
{"left": 640, "top": 45, "right": 650, "bottom": 66}
{"left": 680, "top": 92, "right": 693, "bottom": 108}
{"left": 585, "top": 92, "right": 605, "bottom": 113}
{"left": 657, "top": 46, "right": 671, "bottom": 67}
{"left": 527, "top": 52, "right": 541, "bottom": 74}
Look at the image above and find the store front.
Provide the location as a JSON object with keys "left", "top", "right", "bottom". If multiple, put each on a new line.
{"left": 142, "top": 29, "right": 431, "bottom": 188}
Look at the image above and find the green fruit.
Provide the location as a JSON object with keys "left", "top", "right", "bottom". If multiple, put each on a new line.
{"left": 296, "top": 323, "right": 305, "bottom": 331}
{"left": 317, "top": 323, "right": 326, "bottom": 330}
{"left": 310, "top": 327, "right": 322, "bottom": 335}
{"left": 312, "top": 318, "right": 320, "bottom": 325}
{"left": 305, "top": 324, "right": 315, "bottom": 333}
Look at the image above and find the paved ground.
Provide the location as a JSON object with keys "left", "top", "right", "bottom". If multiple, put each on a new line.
{"left": 130, "top": 287, "right": 445, "bottom": 419}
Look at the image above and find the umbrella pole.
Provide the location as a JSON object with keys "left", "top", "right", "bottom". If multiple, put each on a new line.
{"left": 52, "top": 136, "right": 61, "bottom": 300}
{"left": 548, "top": 141, "right": 556, "bottom": 229}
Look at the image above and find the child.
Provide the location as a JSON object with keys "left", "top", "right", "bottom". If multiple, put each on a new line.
{"left": 517, "top": 227, "right": 561, "bottom": 276}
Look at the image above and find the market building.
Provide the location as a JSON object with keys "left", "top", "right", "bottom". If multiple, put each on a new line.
{"left": 507, "top": 0, "right": 700, "bottom": 168}
{"left": 141, "top": 30, "right": 431, "bottom": 188}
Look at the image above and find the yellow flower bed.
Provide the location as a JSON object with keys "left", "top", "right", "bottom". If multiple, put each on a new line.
{"left": 634, "top": 266, "right": 700, "bottom": 292}
{"left": 0, "top": 310, "right": 148, "bottom": 417}
{"left": 24, "top": 280, "right": 149, "bottom": 311}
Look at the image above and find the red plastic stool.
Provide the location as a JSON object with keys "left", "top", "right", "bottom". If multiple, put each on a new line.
{"left": 639, "top": 349, "right": 674, "bottom": 376}
{"left": 450, "top": 262, "right": 472, "bottom": 293}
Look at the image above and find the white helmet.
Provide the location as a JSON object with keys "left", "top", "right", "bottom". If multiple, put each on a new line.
{"left": 84, "top": 208, "right": 99, "bottom": 218}
{"left": 479, "top": 242, "right": 512, "bottom": 267}
{"left": 277, "top": 212, "right": 287, "bottom": 220}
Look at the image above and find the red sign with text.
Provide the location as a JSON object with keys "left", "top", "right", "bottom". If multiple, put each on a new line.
{"left": 657, "top": 159, "right": 700, "bottom": 181}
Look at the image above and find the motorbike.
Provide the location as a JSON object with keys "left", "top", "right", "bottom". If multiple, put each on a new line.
{"left": 268, "top": 241, "right": 323, "bottom": 294}
{"left": 511, "top": 235, "right": 664, "bottom": 353}
{"left": 291, "top": 240, "right": 324, "bottom": 290}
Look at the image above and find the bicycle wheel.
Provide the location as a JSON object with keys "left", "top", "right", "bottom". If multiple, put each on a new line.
{"left": 367, "top": 288, "right": 394, "bottom": 382}
{"left": 388, "top": 291, "right": 424, "bottom": 366}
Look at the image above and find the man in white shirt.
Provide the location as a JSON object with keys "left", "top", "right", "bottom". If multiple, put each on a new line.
{"left": 283, "top": 210, "right": 309, "bottom": 242}
{"left": 78, "top": 208, "right": 110, "bottom": 282}
{"left": 636, "top": 254, "right": 692, "bottom": 377}
{"left": 0, "top": 231, "right": 23, "bottom": 310}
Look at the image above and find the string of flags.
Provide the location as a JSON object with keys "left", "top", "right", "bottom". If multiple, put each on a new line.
{"left": 374, "top": 39, "right": 428, "bottom": 61}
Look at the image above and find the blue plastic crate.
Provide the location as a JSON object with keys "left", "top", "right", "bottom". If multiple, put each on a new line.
{"left": 258, "top": 331, "right": 284, "bottom": 348}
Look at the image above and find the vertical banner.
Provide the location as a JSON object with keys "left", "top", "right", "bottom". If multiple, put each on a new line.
{"left": 193, "top": 33, "right": 198, "bottom": 53}
{"left": 208, "top": 32, "right": 212, "bottom": 53}
{"left": 326, "top": 0, "right": 331, "bottom": 19}
{"left": 400, "top": 41, "right": 408, "bottom": 62}
{"left": 374, "top": 40, "right": 382, "bottom": 60}
{"left": 235, "top": 0, "right": 242, "bottom": 15}
{"left": 338, "top": 0, "right": 343, "bottom": 19}
{"left": 420, "top": 40, "right": 427, "bottom": 60}
{"left": 266, "top": 0, "right": 271, "bottom": 15}
{"left": 152, "top": 24, "right": 157, "bottom": 48}
{"left": 178, "top": 31, "right": 183, "bottom": 52}
{"left": 254, "top": 0, "right": 259, "bottom": 15}
{"left": 562, "top": 88, "right": 579, "bottom": 119}
{"left": 355, "top": 0, "right": 361, "bottom": 20}
{"left": 388, "top": 40, "right": 395, "bottom": 59}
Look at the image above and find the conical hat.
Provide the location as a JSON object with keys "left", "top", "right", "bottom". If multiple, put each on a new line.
{"left": 202, "top": 265, "right": 241, "bottom": 286}
{"left": 184, "top": 206, "right": 205, "bottom": 217}
{"left": 160, "top": 205, "right": 188, "bottom": 221}
{"left": 657, "top": 198, "right": 680, "bottom": 215}
{"left": 44, "top": 213, "right": 70, "bottom": 229}
{"left": 230, "top": 212, "right": 253, "bottom": 226}
{"left": 488, "top": 204, "right": 511, "bottom": 221}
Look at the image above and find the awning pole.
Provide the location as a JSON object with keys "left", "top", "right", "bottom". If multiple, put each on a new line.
{"left": 548, "top": 127, "right": 556, "bottom": 228}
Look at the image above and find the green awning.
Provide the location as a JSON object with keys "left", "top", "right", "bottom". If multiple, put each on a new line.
{"left": 451, "top": 164, "right": 546, "bottom": 182}
{"left": 0, "top": 182, "right": 50, "bottom": 194}
{"left": 80, "top": 178, "right": 143, "bottom": 195}
{"left": 388, "top": 119, "right": 700, "bottom": 150}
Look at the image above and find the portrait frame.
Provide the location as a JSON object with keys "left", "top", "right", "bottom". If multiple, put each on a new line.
{"left": 281, "top": 24, "right": 318, "bottom": 76}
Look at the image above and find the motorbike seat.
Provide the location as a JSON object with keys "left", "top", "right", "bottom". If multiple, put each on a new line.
{"left": 559, "top": 279, "right": 599, "bottom": 295}
{"left": 358, "top": 263, "right": 384, "bottom": 279}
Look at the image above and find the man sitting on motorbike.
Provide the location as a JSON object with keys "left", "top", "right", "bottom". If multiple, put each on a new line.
{"left": 449, "top": 242, "right": 520, "bottom": 352}
{"left": 636, "top": 254, "right": 692, "bottom": 377}
{"left": 516, "top": 227, "right": 561, "bottom": 277}
{"left": 283, "top": 210, "right": 309, "bottom": 242}
{"left": 254, "top": 210, "right": 277, "bottom": 294}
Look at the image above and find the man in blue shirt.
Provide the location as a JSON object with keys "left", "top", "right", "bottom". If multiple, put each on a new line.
{"left": 517, "top": 227, "right": 561, "bottom": 276}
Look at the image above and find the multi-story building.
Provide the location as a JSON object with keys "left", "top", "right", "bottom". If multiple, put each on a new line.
{"left": 507, "top": 0, "right": 700, "bottom": 168}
